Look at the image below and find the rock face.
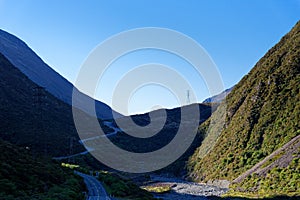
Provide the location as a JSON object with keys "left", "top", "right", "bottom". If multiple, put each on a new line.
{"left": 206, "top": 180, "right": 230, "bottom": 189}
{"left": 0, "top": 29, "right": 121, "bottom": 119}
{"left": 188, "top": 20, "right": 300, "bottom": 195}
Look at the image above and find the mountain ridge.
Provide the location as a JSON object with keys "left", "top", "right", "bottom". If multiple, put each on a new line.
{"left": 0, "top": 29, "right": 121, "bottom": 119}
{"left": 203, "top": 87, "right": 233, "bottom": 103}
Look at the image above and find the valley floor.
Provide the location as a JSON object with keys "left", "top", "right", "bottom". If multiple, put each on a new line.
{"left": 145, "top": 175, "right": 229, "bottom": 200}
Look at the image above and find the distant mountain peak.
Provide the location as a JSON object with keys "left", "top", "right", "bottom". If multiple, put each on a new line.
{"left": 202, "top": 87, "right": 233, "bottom": 103}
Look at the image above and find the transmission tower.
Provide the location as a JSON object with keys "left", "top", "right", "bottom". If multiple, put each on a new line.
{"left": 33, "top": 86, "right": 47, "bottom": 156}
{"left": 68, "top": 137, "right": 75, "bottom": 163}
{"left": 186, "top": 90, "right": 190, "bottom": 105}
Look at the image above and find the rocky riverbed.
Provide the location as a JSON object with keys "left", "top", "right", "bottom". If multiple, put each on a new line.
{"left": 146, "top": 175, "right": 229, "bottom": 200}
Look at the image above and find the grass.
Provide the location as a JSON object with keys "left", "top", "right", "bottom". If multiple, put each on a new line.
{"left": 141, "top": 184, "right": 172, "bottom": 194}
{"left": 61, "top": 162, "right": 80, "bottom": 169}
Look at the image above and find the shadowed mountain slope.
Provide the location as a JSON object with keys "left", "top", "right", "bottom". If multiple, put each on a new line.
{"left": 0, "top": 29, "right": 121, "bottom": 119}
{"left": 0, "top": 52, "right": 87, "bottom": 156}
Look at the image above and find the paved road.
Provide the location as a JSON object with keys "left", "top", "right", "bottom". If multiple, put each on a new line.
{"left": 52, "top": 148, "right": 92, "bottom": 160}
{"left": 80, "top": 121, "right": 121, "bottom": 143}
{"left": 53, "top": 121, "right": 121, "bottom": 160}
{"left": 75, "top": 171, "right": 111, "bottom": 200}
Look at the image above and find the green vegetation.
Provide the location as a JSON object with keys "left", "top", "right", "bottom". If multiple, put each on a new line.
{"left": 142, "top": 184, "right": 172, "bottom": 194}
{"left": 97, "top": 171, "right": 156, "bottom": 200}
{"left": 61, "top": 162, "right": 80, "bottom": 169}
{"left": 187, "top": 20, "right": 300, "bottom": 197}
{"left": 228, "top": 157, "right": 299, "bottom": 198}
{"left": 0, "top": 140, "right": 85, "bottom": 200}
{"left": 1, "top": 14, "right": 299, "bottom": 200}
{"left": 0, "top": 52, "right": 158, "bottom": 199}
{"left": 208, "top": 196, "right": 300, "bottom": 200}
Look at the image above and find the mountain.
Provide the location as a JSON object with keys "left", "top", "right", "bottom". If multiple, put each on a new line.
{"left": 187, "top": 21, "right": 300, "bottom": 197}
{"left": 0, "top": 52, "right": 93, "bottom": 156}
{"left": 102, "top": 103, "right": 216, "bottom": 175}
{"left": 0, "top": 29, "right": 121, "bottom": 119}
{"left": 0, "top": 51, "right": 150, "bottom": 199}
{"left": 202, "top": 87, "right": 233, "bottom": 103}
{"left": 111, "top": 103, "right": 213, "bottom": 153}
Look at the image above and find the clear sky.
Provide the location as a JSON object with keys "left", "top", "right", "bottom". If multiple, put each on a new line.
{"left": 0, "top": 0, "right": 299, "bottom": 114}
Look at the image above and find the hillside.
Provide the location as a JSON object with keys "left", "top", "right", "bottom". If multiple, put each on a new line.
{"left": 70, "top": 103, "right": 216, "bottom": 175}
{"left": 111, "top": 103, "right": 213, "bottom": 153}
{"left": 227, "top": 135, "right": 299, "bottom": 197}
{"left": 187, "top": 20, "right": 300, "bottom": 197}
{"left": 233, "top": 135, "right": 300, "bottom": 184}
{"left": 0, "top": 29, "right": 121, "bottom": 119}
{"left": 0, "top": 52, "right": 154, "bottom": 199}
{"left": 0, "top": 139, "right": 85, "bottom": 200}
{"left": 111, "top": 103, "right": 215, "bottom": 175}
{"left": 0, "top": 51, "right": 118, "bottom": 157}
{"left": 0, "top": 52, "right": 88, "bottom": 156}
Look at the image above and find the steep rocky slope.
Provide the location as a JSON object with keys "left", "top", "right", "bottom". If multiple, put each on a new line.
{"left": 188, "top": 21, "right": 300, "bottom": 196}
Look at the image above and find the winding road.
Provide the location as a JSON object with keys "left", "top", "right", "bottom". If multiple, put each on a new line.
{"left": 75, "top": 171, "right": 111, "bottom": 200}
{"left": 53, "top": 121, "right": 121, "bottom": 160}
{"left": 79, "top": 121, "right": 121, "bottom": 143}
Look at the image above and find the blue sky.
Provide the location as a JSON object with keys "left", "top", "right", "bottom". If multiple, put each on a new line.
{"left": 0, "top": 0, "right": 299, "bottom": 114}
